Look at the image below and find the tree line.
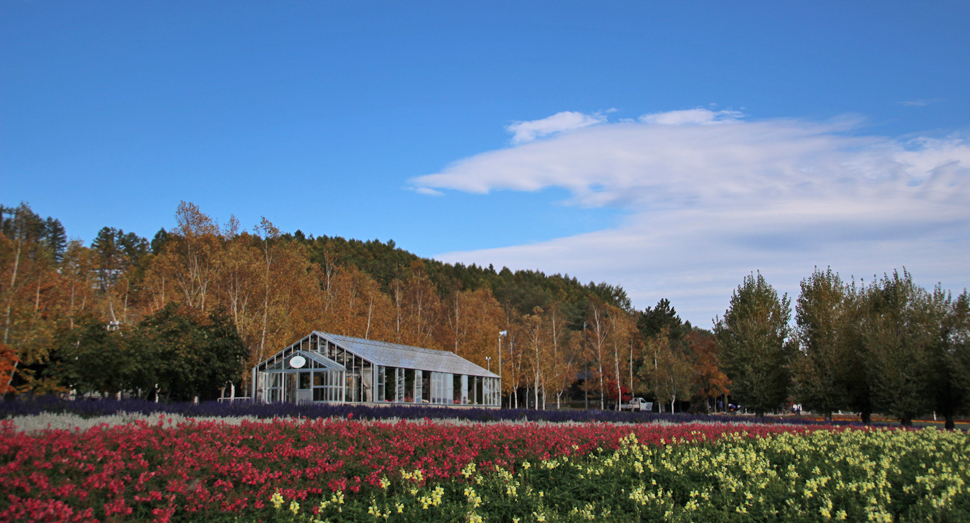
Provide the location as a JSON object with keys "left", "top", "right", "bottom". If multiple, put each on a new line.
{"left": 2, "top": 201, "right": 968, "bottom": 426}
{"left": 716, "top": 270, "right": 970, "bottom": 428}
{"left": 0, "top": 201, "right": 647, "bottom": 405}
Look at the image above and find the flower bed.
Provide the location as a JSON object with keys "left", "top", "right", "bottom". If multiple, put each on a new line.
{"left": 2, "top": 416, "right": 845, "bottom": 522}
{"left": 295, "top": 428, "right": 970, "bottom": 523}
{"left": 3, "top": 410, "right": 967, "bottom": 522}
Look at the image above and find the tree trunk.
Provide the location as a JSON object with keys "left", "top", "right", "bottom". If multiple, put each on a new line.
{"left": 365, "top": 296, "right": 373, "bottom": 340}
{"left": 3, "top": 220, "right": 24, "bottom": 346}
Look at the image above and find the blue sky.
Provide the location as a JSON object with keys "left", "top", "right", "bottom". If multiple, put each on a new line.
{"left": 2, "top": 1, "right": 969, "bottom": 326}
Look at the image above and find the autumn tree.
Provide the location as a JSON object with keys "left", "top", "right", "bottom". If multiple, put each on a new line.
{"left": 141, "top": 206, "right": 323, "bottom": 386}
{"left": 247, "top": 219, "right": 322, "bottom": 368}
{"left": 545, "top": 302, "right": 577, "bottom": 409}
{"left": 522, "top": 306, "right": 546, "bottom": 409}
{"left": 0, "top": 203, "right": 68, "bottom": 392}
{"left": 216, "top": 219, "right": 261, "bottom": 345}
{"left": 0, "top": 343, "right": 19, "bottom": 395}
{"left": 91, "top": 226, "right": 149, "bottom": 325}
{"left": 715, "top": 272, "right": 793, "bottom": 417}
{"left": 321, "top": 264, "right": 393, "bottom": 341}
{"left": 639, "top": 327, "right": 695, "bottom": 412}
{"left": 584, "top": 299, "right": 610, "bottom": 409}
{"left": 498, "top": 300, "right": 529, "bottom": 408}
{"left": 390, "top": 261, "right": 441, "bottom": 349}
{"left": 607, "top": 304, "right": 637, "bottom": 409}
{"left": 60, "top": 241, "right": 99, "bottom": 330}
{"left": 438, "top": 287, "right": 503, "bottom": 373}
{"left": 686, "top": 330, "right": 729, "bottom": 412}
{"left": 143, "top": 202, "right": 221, "bottom": 313}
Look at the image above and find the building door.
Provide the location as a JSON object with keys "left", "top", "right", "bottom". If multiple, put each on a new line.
{"left": 285, "top": 374, "right": 297, "bottom": 404}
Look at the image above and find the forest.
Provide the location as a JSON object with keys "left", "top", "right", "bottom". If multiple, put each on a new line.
{"left": 1, "top": 201, "right": 968, "bottom": 425}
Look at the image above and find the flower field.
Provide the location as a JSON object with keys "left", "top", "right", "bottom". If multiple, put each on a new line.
{"left": 2, "top": 414, "right": 968, "bottom": 522}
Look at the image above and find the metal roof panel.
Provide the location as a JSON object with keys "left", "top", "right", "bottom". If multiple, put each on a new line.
{"left": 314, "top": 332, "right": 498, "bottom": 378}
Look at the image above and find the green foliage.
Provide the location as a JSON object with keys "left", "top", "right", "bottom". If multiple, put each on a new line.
{"left": 638, "top": 299, "right": 685, "bottom": 342}
{"left": 139, "top": 303, "right": 248, "bottom": 402}
{"left": 714, "top": 272, "right": 793, "bottom": 417}
{"left": 49, "top": 317, "right": 150, "bottom": 396}
{"left": 91, "top": 226, "right": 150, "bottom": 293}
{"left": 858, "top": 270, "right": 938, "bottom": 425}
{"left": 49, "top": 305, "right": 246, "bottom": 401}
{"left": 927, "top": 287, "right": 969, "bottom": 430}
{"left": 0, "top": 203, "right": 66, "bottom": 263}
{"left": 791, "top": 268, "right": 853, "bottom": 420}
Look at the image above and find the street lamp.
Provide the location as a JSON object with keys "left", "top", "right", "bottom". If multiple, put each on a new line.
{"left": 583, "top": 322, "right": 588, "bottom": 410}
{"left": 485, "top": 356, "right": 491, "bottom": 373}
{"left": 498, "top": 330, "right": 507, "bottom": 407}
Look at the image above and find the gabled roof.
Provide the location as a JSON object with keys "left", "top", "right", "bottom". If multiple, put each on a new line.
{"left": 315, "top": 332, "right": 499, "bottom": 378}
{"left": 298, "top": 350, "right": 346, "bottom": 372}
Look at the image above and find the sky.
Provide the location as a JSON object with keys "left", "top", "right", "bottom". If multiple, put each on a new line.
{"left": 2, "top": 1, "right": 969, "bottom": 326}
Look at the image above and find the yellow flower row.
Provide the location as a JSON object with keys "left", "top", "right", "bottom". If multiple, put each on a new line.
{"left": 265, "top": 427, "right": 970, "bottom": 522}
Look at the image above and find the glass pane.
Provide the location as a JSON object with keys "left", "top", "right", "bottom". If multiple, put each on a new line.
{"left": 421, "top": 371, "right": 431, "bottom": 403}
{"left": 405, "top": 369, "right": 415, "bottom": 402}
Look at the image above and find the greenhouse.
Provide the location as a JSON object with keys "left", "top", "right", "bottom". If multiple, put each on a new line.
{"left": 251, "top": 332, "right": 501, "bottom": 407}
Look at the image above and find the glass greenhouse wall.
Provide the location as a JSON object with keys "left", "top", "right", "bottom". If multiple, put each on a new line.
{"left": 252, "top": 332, "right": 501, "bottom": 407}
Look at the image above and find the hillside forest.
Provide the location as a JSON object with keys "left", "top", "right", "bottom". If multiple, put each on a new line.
{"left": 2, "top": 202, "right": 969, "bottom": 426}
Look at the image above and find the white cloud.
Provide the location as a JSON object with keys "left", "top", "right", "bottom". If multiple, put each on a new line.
{"left": 638, "top": 108, "right": 743, "bottom": 125}
{"left": 413, "top": 187, "right": 444, "bottom": 196}
{"left": 413, "top": 109, "right": 970, "bottom": 325}
{"left": 506, "top": 111, "right": 608, "bottom": 144}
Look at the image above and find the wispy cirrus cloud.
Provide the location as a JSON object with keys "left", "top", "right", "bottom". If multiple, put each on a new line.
{"left": 506, "top": 110, "right": 610, "bottom": 144}
{"left": 411, "top": 109, "right": 970, "bottom": 324}
{"left": 638, "top": 108, "right": 743, "bottom": 125}
{"left": 899, "top": 98, "right": 943, "bottom": 107}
